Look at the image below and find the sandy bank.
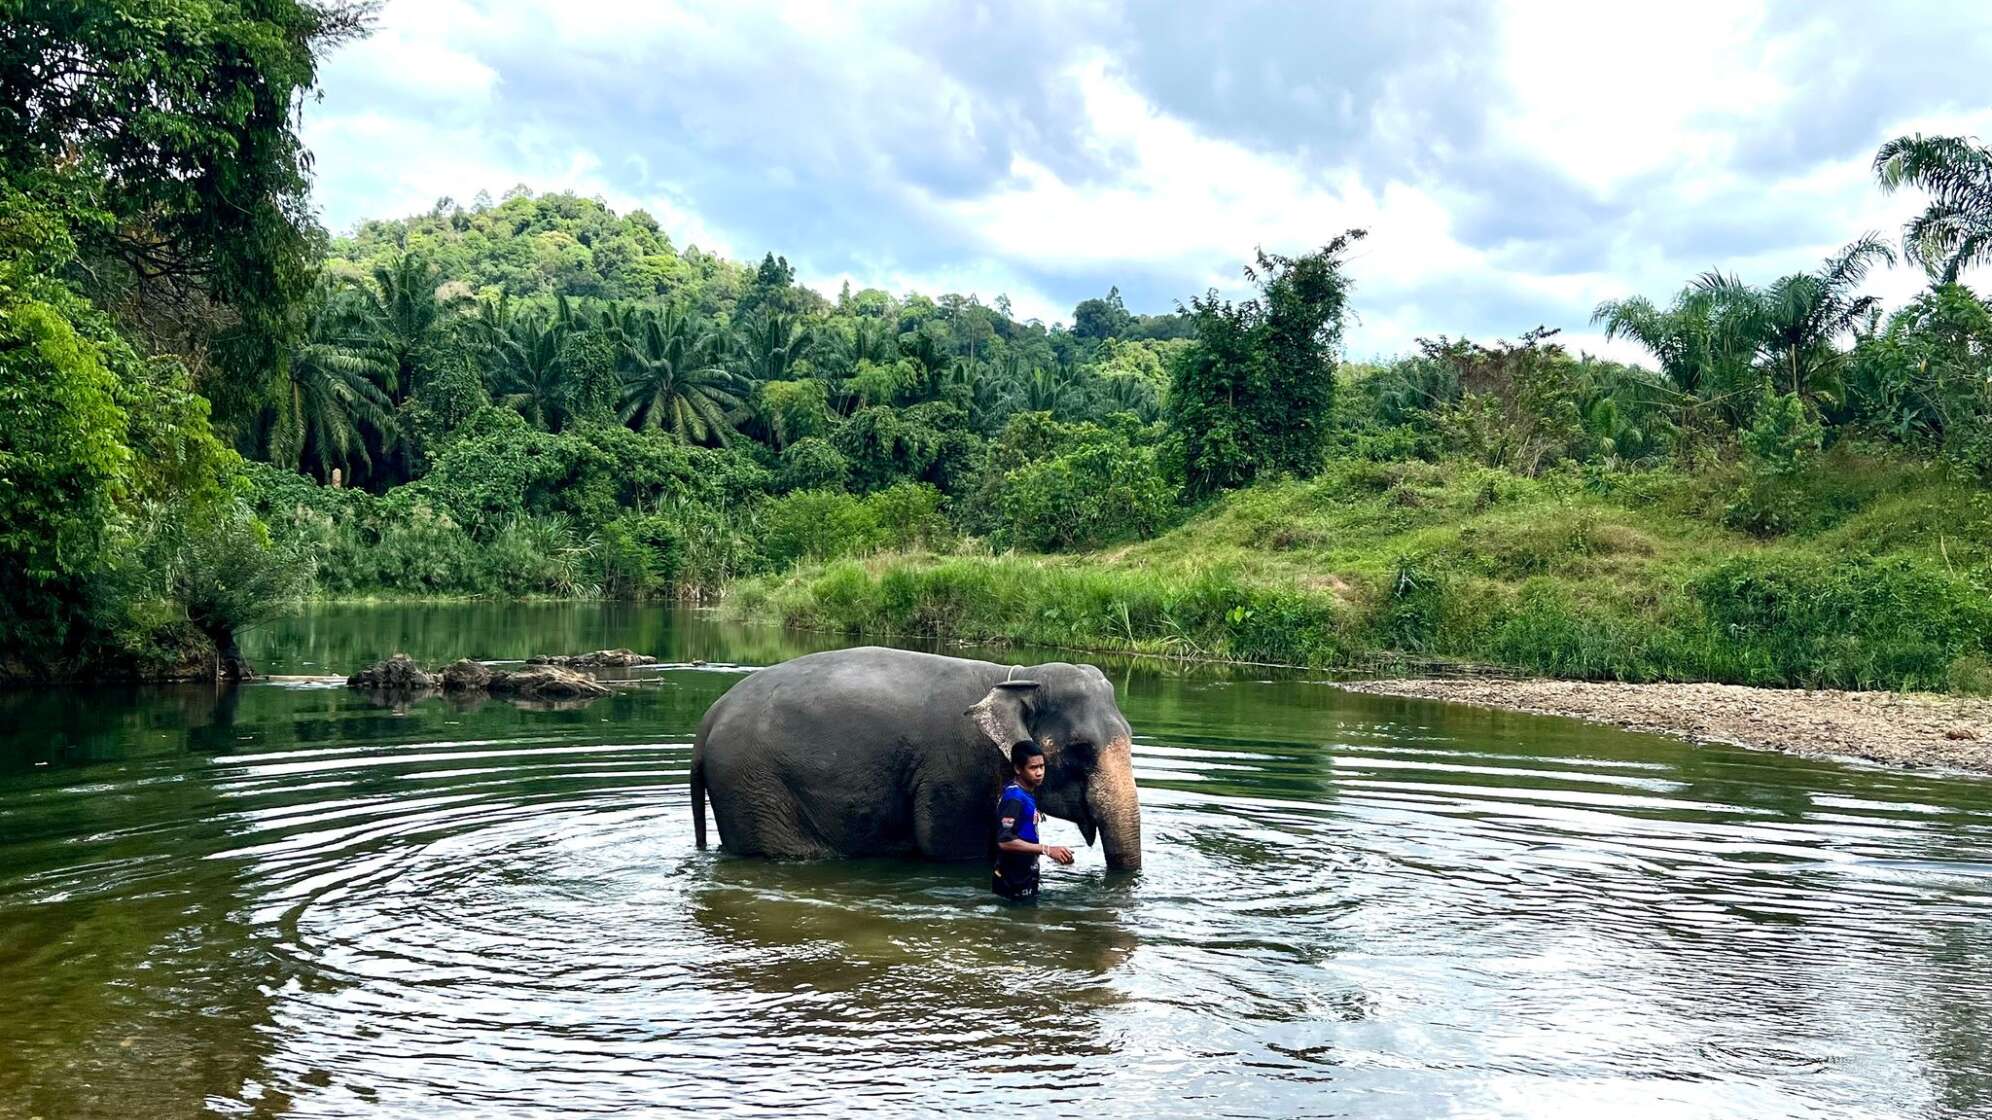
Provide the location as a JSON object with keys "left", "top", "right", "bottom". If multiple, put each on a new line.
{"left": 1336, "top": 678, "right": 1992, "bottom": 774}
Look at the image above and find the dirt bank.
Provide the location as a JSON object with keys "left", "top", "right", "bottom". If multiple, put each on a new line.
{"left": 1336, "top": 678, "right": 1992, "bottom": 774}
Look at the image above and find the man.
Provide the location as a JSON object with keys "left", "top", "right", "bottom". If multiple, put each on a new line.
{"left": 992, "top": 742, "right": 1074, "bottom": 901}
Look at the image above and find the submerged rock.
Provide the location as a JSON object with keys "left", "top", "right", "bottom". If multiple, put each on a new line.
{"left": 346, "top": 654, "right": 434, "bottom": 692}
{"left": 526, "top": 649, "right": 658, "bottom": 669}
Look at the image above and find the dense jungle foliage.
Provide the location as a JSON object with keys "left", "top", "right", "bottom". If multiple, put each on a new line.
{"left": 4, "top": 7, "right": 1991, "bottom": 689}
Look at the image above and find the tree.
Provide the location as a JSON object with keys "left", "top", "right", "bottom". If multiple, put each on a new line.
{"left": 737, "top": 252, "right": 801, "bottom": 321}
{"left": 270, "top": 279, "right": 394, "bottom": 480}
{"left": 490, "top": 313, "right": 569, "bottom": 430}
{"left": 1750, "top": 235, "right": 1894, "bottom": 403}
{"left": 1593, "top": 276, "right": 1760, "bottom": 433}
{"left": 736, "top": 312, "right": 813, "bottom": 382}
{"left": 1169, "top": 232, "right": 1365, "bottom": 497}
{"left": 1875, "top": 134, "right": 1992, "bottom": 283}
{"left": 1013, "top": 364, "right": 1077, "bottom": 415}
{"left": 0, "top": 262, "right": 132, "bottom": 655}
{"left": 1846, "top": 283, "right": 1992, "bottom": 464}
{"left": 1072, "top": 287, "right": 1133, "bottom": 341}
{"left": 1596, "top": 236, "right": 1894, "bottom": 416}
{"left": 619, "top": 310, "right": 744, "bottom": 444}
{"left": 344, "top": 251, "right": 472, "bottom": 404}
{"left": 759, "top": 378, "right": 831, "bottom": 449}
{"left": 0, "top": 1, "right": 374, "bottom": 422}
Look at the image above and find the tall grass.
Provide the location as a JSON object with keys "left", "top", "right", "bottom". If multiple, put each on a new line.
{"left": 730, "top": 456, "right": 1992, "bottom": 692}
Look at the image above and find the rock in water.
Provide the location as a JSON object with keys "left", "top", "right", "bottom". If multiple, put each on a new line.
{"left": 439, "top": 659, "right": 493, "bottom": 692}
{"left": 348, "top": 654, "right": 611, "bottom": 704}
{"left": 526, "top": 649, "right": 658, "bottom": 669}
{"left": 347, "top": 653, "right": 434, "bottom": 691}
{"left": 487, "top": 664, "right": 612, "bottom": 700}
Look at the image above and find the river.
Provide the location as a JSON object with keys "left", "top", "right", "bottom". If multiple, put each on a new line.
{"left": 2, "top": 603, "right": 1990, "bottom": 1117}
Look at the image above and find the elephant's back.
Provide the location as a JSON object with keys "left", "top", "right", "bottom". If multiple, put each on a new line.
{"left": 698, "top": 646, "right": 997, "bottom": 760}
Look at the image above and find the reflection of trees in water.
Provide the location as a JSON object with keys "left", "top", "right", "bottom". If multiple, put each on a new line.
{"left": 0, "top": 702, "right": 287, "bottom": 1116}
{"left": 0, "top": 682, "right": 244, "bottom": 771}
{"left": 685, "top": 857, "right": 1137, "bottom": 1069}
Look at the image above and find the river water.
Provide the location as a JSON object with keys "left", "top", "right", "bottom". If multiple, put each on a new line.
{"left": 3, "top": 604, "right": 1991, "bottom": 1118}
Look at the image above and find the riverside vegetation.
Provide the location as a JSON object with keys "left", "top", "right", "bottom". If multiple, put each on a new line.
{"left": 4, "top": 5, "right": 1991, "bottom": 691}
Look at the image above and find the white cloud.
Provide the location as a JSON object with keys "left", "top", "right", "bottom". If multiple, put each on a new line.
{"left": 304, "top": 0, "right": 1992, "bottom": 358}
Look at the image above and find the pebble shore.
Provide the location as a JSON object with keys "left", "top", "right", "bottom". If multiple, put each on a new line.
{"left": 1336, "top": 678, "right": 1992, "bottom": 774}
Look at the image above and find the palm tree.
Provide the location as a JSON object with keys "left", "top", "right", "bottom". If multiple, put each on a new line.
{"left": 270, "top": 281, "right": 395, "bottom": 481}
{"left": 1596, "top": 237, "right": 1891, "bottom": 415}
{"left": 620, "top": 310, "right": 746, "bottom": 444}
{"left": 736, "top": 313, "right": 813, "bottom": 382}
{"left": 490, "top": 313, "right": 569, "bottom": 429}
{"left": 1014, "top": 364, "right": 1074, "bottom": 414}
{"left": 1593, "top": 280, "right": 1755, "bottom": 401}
{"left": 344, "top": 251, "right": 472, "bottom": 403}
{"left": 939, "top": 358, "right": 1006, "bottom": 431}
{"left": 1874, "top": 133, "right": 1992, "bottom": 282}
{"left": 1750, "top": 235, "right": 1894, "bottom": 402}
{"left": 1101, "top": 372, "right": 1161, "bottom": 421}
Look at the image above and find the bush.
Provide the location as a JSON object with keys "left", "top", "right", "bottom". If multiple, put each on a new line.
{"left": 591, "top": 513, "right": 684, "bottom": 598}
{"left": 758, "top": 483, "right": 953, "bottom": 570}
{"left": 760, "top": 490, "right": 877, "bottom": 569}
{"left": 1725, "top": 388, "right": 1824, "bottom": 535}
{"left": 866, "top": 482, "right": 952, "bottom": 552}
{"left": 778, "top": 436, "right": 851, "bottom": 492}
{"left": 1689, "top": 555, "right": 1992, "bottom": 689}
{"left": 485, "top": 515, "right": 589, "bottom": 596}
{"left": 999, "top": 441, "right": 1177, "bottom": 551}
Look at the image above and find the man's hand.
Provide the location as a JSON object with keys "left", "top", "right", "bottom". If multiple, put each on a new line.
{"left": 1044, "top": 845, "right": 1075, "bottom": 865}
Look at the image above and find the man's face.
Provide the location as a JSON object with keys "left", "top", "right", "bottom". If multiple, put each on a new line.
{"left": 1019, "top": 754, "right": 1047, "bottom": 789}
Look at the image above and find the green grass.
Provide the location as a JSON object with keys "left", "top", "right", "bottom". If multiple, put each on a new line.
{"left": 728, "top": 452, "right": 1992, "bottom": 692}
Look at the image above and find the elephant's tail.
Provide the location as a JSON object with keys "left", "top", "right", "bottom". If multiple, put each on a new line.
{"left": 690, "top": 750, "right": 708, "bottom": 850}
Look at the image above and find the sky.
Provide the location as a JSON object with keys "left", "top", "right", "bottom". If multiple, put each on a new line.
{"left": 304, "top": 0, "right": 1992, "bottom": 360}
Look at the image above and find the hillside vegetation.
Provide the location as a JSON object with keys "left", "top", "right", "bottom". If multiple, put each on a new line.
{"left": 4, "top": 7, "right": 1989, "bottom": 690}
{"left": 736, "top": 448, "right": 1991, "bottom": 691}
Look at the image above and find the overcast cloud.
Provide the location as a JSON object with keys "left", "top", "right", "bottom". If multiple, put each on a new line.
{"left": 304, "top": 0, "right": 1992, "bottom": 359}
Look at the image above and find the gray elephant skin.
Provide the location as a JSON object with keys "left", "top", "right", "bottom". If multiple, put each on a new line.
{"left": 691, "top": 647, "right": 1142, "bottom": 870}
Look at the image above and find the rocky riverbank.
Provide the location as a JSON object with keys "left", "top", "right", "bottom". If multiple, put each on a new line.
{"left": 1336, "top": 678, "right": 1992, "bottom": 774}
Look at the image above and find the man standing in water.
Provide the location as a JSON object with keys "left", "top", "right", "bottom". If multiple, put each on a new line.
{"left": 992, "top": 743, "right": 1074, "bottom": 901}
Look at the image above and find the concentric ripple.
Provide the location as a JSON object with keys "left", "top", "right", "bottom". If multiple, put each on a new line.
{"left": 4, "top": 606, "right": 1992, "bottom": 1118}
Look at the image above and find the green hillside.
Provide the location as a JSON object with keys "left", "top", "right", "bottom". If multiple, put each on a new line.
{"left": 3, "top": 4, "right": 1989, "bottom": 690}
{"left": 735, "top": 448, "right": 1991, "bottom": 691}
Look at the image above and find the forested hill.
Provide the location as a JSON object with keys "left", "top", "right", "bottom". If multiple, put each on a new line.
{"left": 281, "top": 188, "right": 1195, "bottom": 494}
{"left": 5, "top": 2, "right": 1990, "bottom": 691}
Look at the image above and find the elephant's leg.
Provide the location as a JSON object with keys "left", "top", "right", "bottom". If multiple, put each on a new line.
{"left": 721, "top": 785, "right": 843, "bottom": 860}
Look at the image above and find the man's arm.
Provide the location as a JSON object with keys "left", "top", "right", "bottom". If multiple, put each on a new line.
{"left": 995, "top": 797, "right": 1074, "bottom": 864}
{"left": 995, "top": 795, "right": 1032, "bottom": 851}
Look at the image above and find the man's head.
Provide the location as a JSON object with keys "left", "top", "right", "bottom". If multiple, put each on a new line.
{"left": 1011, "top": 742, "right": 1046, "bottom": 789}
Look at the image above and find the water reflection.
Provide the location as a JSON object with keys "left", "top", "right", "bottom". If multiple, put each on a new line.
{"left": 0, "top": 604, "right": 1990, "bottom": 1117}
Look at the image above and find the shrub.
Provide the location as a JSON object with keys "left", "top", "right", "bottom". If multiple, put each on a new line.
{"left": 591, "top": 513, "right": 684, "bottom": 598}
{"left": 1689, "top": 555, "right": 1992, "bottom": 689}
{"left": 866, "top": 483, "right": 952, "bottom": 552}
{"left": 998, "top": 442, "right": 1177, "bottom": 552}
{"left": 759, "top": 490, "right": 878, "bottom": 569}
{"left": 778, "top": 437, "right": 851, "bottom": 492}
{"left": 486, "top": 514, "right": 589, "bottom": 596}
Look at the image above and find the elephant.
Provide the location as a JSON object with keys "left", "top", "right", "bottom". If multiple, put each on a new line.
{"left": 691, "top": 646, "right": 1142, "bottom": 870}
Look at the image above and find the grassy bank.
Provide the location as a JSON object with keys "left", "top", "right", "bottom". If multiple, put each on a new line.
{"left": 728, "top": 452, "right": 1992, "bottom": 692}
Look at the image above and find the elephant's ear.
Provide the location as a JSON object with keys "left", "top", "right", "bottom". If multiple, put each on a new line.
{"left": 966, "top": 680, "right": 1038, "bottom": 763}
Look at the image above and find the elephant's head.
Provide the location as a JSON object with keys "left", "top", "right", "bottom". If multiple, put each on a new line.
{"left": 966, "top": 662, "right": 1142, "bottom": 871}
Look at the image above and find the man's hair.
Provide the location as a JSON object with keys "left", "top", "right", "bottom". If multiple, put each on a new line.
{"left": 1011, "top": 742, "right": 1044, "bottom": 768}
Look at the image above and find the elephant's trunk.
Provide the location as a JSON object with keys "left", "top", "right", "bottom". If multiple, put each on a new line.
{"left": 1087, "top": 739, "right": 1142, "bottom": 871}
